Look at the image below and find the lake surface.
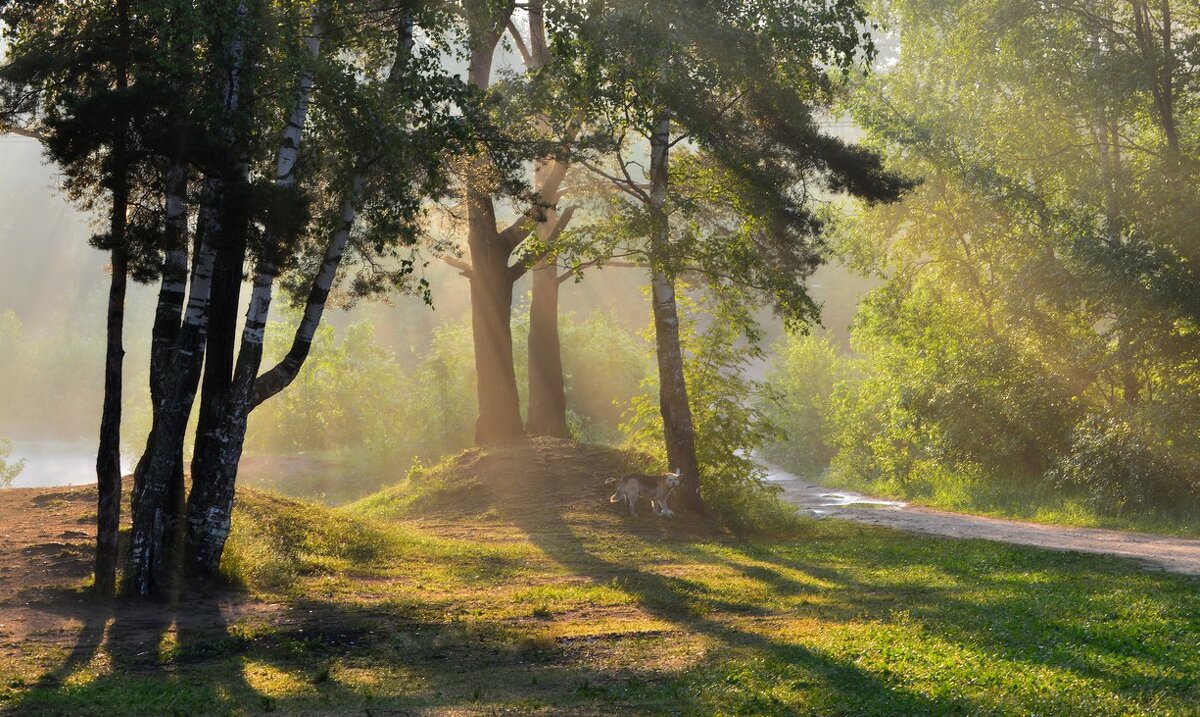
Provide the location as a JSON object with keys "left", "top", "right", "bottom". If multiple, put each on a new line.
{"left": 1, "top": 441, "right": 361, "bottom": 503}
{"left": 3, "top": 440, "right": 129, "bottom": 488}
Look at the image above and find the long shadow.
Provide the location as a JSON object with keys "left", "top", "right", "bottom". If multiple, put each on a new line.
{"left": 499, "top": 502, "right": 987, "bottom": 715}
{"left": 0, "top": 586, "right": 266, "bottom": 716}
{"left": 672, "top": 518, "right": 1200, "bottom": 703}
{"left": 9, "top": 483, "right": 1196, "bottom": 715}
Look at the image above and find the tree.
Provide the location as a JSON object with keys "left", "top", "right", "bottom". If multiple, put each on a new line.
{"left": 184, "top": 0, "right": 476, "bottom": 579}
{"left": 0, "top": 438, "right": 24, "bottom": 488}
{"left": 445, "top": 0, "right": 584, "bottom": 444}
{"left": 6, "top": 0, "right": 485, "bottom": 594}
{"left": 830, "top": 0, "right": 1200, "bottom": 510}
{"left": 555, "top": 0, "right": 910, "bottom": 510}
{"left": 0, "top": 0, "right": 173, "bottom": 595}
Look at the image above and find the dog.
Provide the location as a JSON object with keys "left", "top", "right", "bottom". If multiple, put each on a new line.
{"left": 608, "top": 470, "right": 681, "bottom": 517}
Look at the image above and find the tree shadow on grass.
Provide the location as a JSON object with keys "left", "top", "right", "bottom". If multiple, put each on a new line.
{"left": 660, "top": 519, "right": 1200, "bottom": 711}
{"left": 497, "top": 503, "right": 987, "bottom": 716}
{"left": 0, "top": 587, "right": 266, "bottom": 717}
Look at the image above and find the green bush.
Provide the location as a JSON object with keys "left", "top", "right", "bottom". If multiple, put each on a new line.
{"left": 0, "top": 437, "right": 24, "bottom": 488}
{"left": 1054, "top": 415, "right": 1200, "bottom": 515}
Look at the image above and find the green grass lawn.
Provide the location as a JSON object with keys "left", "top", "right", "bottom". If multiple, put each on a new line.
{"left": 3, "top": 439, "right": 1198, "bottom": 716}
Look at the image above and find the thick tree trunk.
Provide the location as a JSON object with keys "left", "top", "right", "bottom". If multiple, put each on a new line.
{"left": 520, "top": 5, "right": 571, "bottom": 438}
{"left": 466, "top": 32, "right": 525, "bottom": 444}
{"left": 468, "top": 218, "right": 525, "bottom": 443}
{"left": 129, "top": 3, "right": 250, "bottom": 595}
{"left": 647, "top": 109, "right": 703, "bottom": 511}
{"left": 129, "top": 184, "right": 219, "bottom": 596}
{"left": 94, "top": 0, "right": 131, "bottom": 597}
{"left": 133, "top": 161, "right": 190, "bottom": 571}
{"left": 526, "top": 256, "right": 569, "bottom": 437}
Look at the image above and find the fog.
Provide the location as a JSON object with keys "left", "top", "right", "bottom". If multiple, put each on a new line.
{"left": 0, "top": 131, "right": 877, "bottom": 494}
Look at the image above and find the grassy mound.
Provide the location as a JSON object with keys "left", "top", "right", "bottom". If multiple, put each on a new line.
{"left": 351, "top": 437, "right": 720, "bottom": 532}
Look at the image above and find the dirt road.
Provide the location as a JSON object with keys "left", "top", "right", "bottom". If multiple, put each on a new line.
{"left": 768, "top": 466, "right": 1200, "bottom": 576}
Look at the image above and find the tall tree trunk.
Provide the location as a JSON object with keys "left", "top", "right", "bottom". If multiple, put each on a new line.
{"left": 96, "top": 250, "right": 127, "bottom": 597}
{"left": 526, "top": 254, "right": 569, "bottom": 437}
{"left": 129, "top": 183, "right": 219, "bottom": 596}
{"left": 133, "top": 160, "right": 190, "bottom": 572}
{"left": 521, "top": 4, "right": 571, "bottom": 438}
{"left": 94, "top": 0, "right": 131, "bottom": 597}
{"left": 468, "top": 216, "right": 525, "bottom": 443}
{"left": 647, "top": 109, "right": 703, "bottom": 511}
{"left": 129, "top": 2, "right": 249, "bottom": 595}
{"left": 466, "top": 31, "right": 525, "bottom": 444}
{"left": 187, "top": 11, "right": 324, "bottom": 578}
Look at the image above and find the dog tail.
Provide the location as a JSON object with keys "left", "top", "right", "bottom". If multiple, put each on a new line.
{"left": 609, "top": 492, "right": 620, "bottom": 503}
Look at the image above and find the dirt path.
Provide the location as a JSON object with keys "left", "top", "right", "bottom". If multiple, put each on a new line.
{"left": 767, "top": 465, "right": 1200, "bottom": 576}
{"left": 0, "top": 486, "right": 282, "bottom": 661}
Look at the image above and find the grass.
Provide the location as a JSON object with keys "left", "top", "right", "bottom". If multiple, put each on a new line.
{"left": 3, "top": 437, "right": 1199, "bottom": 716}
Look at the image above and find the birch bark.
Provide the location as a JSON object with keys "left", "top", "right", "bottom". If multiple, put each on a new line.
{"left": 186, "top": 10, "right": 325, "bottom": 578}
{"left": 128, "top": 2, "right": 249, "bottom": 595}
{"left": 647, "top": 109, "right": 703, "bottom": 510}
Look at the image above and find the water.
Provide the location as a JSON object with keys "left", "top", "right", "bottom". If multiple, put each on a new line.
{"left": 3, "top": 440, "right": 130, "bottom": 488}
{"left": 760, "top": 459, "right": 907, "bottom": 515}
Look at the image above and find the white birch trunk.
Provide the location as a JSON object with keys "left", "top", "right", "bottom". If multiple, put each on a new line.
{"left": 187, "top": 8, "right": 326, "bottom": 577}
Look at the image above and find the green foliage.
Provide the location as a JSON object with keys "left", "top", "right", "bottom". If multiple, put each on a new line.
{"left": 1053, "top": 411, "right": 1200, "bottom": 515}
{"left": 785, "top": 0, "right": 1200, "bottom": 516}
{"left": 760, "top": 332, "right": 850, "bottom": 477}
{"left": 557, "top": 310, "right": 652, "bottom": 443}
{"left": 245, "top": 310, "right": 476, "bottom": 496}
{"left": 623, "top": 291, "right": 798, "bottom": 533}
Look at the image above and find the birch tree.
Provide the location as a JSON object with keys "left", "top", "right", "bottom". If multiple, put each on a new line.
{"left": 557, "top": 0, "right": 911, "bottom": 511}
{"left": 184, "top": 1, "right": 477, "bottom": 579}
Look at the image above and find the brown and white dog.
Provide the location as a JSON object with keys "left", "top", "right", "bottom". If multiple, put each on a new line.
{"left": 608, "top": 470, "right": 681, "bottom": 517}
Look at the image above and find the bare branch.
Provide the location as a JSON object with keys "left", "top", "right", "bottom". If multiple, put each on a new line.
{"left": 506, "top": 19, "right": 533, "bottom": 66}
{"left": 441, "top": 254, "right": 474, "bottom": 277}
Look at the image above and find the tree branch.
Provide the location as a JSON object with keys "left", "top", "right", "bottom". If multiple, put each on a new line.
{"left": 1, "top": 124, "right": 44, "bottom": 140}
{"left": 507, "top": 205, "right": 577, "bottom": 282}
{"left": 506, "top": 19, "right": 533, "bottom": 66}
{"left": 441, "top": 254, "right": 474, "bottom": 277}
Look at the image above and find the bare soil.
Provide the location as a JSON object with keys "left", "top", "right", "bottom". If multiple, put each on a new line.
{"left": 0, "top": 486, "right": 282, "bottom": 661}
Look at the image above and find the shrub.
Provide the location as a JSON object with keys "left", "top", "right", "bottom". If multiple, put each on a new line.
{"left": 1053, "top": 416, "right": 1200, "bottom": 515}
{"left": 760, "top": 332, "right": 850, "bottom": 477}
